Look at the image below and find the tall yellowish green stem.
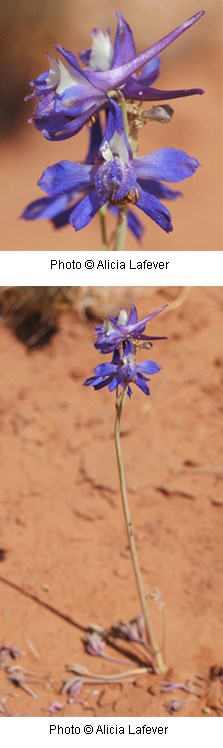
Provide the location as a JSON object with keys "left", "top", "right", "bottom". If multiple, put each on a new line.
{"left": 99, "top": 206, "right": 108, "bottom": 250}
{"left": 114, "top": 387, "right": 167, "bottom": 674}
{"left": 113, "top": 208, "right": 128, "bottom": 251}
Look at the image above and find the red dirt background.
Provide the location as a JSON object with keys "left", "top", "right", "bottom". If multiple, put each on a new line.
{"left": 0, "top": 0, "right": 222, "bottom": 250}
{"left": 0, "top": 286, "right": 223, "bottom": 717}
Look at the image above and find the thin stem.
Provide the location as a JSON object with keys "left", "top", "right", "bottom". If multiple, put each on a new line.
{"left": 113, "top": 208, "right": 128, "bottom": 251}
{"left": 114, "top": 388, "right": 167, "bottom": 674}
{"left": 99, "top": 206, "right": 108, "bottom": 250}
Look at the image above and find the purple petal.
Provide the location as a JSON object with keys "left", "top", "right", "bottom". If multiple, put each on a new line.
{"left": 69, "top": 191, "right": 102, "bottom": 230}
{"left": 36, "top": 103, "right": 103, "bottom": 141}
{"left": 22, "top": 194, "right": 69, "bottom": 220}
{"left": 93, "top": 362, "right": 117, "bottom": 376}
{"left": 124, "top": 82, "right": 204, "bottom": 101}
{"left": 52, "top": 205, "right": 74, "bottom": 228}
{"left": 101, "top": 99, "right": 133, "bottom": 161}
{"left": 136, "top": 148, "right": 200, "bottom": 183}
{"left": 79, "top": 47, "right": 91, "bottom": 66}
{"left": 86, "top": 117, "right": 103, "bottom": 164}
{"left": 136, "top": 360, "right": 161, "bottom": 375}
{"left": 83, "top": 375, "right": 103, "bottom": 387}
{"left": 111, "top": 13, "right": 136, "bottom": 67}
{"left": 54, "top": 90, "right": 104, "bottom": 117}
{"left": 128, "top": 304, "right": 138, "bottom": 326}
{"left": 85, "top": 12, "right": 205, "bottom": 92}
{"left": 135, "top": 376, "right": 150, "bottom": 395}
{"left": 136, "top": 186, "right": 173, "bottom": 232}
{"left": 137, "top": 179, "right": 182, "bottom": 201}
{"left": 127, "top": 209, "right": 144, "bottom": 239}
{"left": 94, "top": 375, "right": 117, "bottom": 390}
{"left": 108, "top": 378, "right": 119, "bottom": 392}
{"left": 38, "top": 162, "right": 94, "bottom": 196}
{"left": 136, "top": 56, "right": 160, "bottom": 83}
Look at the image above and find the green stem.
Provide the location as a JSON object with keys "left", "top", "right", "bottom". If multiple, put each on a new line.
{"left": 113, "top": 208, "right": 128, "bottom": 251}
{"left": 99, "top": 206, "right": 108, "bottom": 250}
{"left": 114, "top": 388, "right": 167, "bottom": 674}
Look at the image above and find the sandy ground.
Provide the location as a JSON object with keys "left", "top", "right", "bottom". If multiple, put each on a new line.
{"left": 0, "top": 285, "right": 223, "bottom": 717}
{"left": 0, "top": 0, "right": 222, "bottom": 250}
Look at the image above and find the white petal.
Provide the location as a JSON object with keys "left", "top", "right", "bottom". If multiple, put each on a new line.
{"left": 109, "top": 132, "right": 129, "bottom": 163}
{"left": 46, "top": 57, "right": 60, "bottom": 88}
{"left": 101, "top": 141, "right": 114, "bottom": 162}
{"left": 118, "top": 309, "right": 128, "bottom": 325}
{"left": 56, "top": 60, "right": 87, "bottom": 95}
{"left": 90, "top": 30, "right": 113, "bottom": 72}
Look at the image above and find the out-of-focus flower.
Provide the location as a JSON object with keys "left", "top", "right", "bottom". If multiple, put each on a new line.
{"left": 23, "top": 100, "right": 198, "bottom": 233}
{"left": 61, "top": 677, "right": 83, "bottom": 704}
{"left": 112, "top": 615, "right": 146, "bottom": 645}
{"left": 27, "top": 11, "right": 204, "bottom": 141}
{"left": 47, "top": 701, "right": 64, "bottom": 715}
{"left": 83, "top": 339, "right": 161, "bottom": 398}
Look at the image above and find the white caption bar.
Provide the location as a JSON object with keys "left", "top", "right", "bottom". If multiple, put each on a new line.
{"left": 0, "top": 251, "right": 222, "bottom": 286}
{"left": 0, "top": 717, "right": 222, "bottom": 747}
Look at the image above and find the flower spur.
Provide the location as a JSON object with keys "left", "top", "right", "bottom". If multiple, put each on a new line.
{"left": 27, "top": 11, "right": 205, "bottom": 141}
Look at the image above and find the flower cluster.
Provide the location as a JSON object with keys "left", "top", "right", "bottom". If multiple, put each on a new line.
{"left": 23, "top": 11, "right": 204, "bottom": 242}
{"left": 84, "top": 303, "right": 167, "bottom": 397}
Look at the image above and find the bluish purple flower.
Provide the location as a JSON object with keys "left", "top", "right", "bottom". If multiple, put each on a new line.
{"left": 27, "top": 11, "right": 204, "bottom": 141}
{"left": 80, "top": 12, "right": 205, "bottom": 103}
{"left": 95, "top": 303, "right": 167, "bottom": 354}
{"left": 23, "top": 100, "right": 198, "bottom": 233}
{"left": 84, "top": 340, "right": 161, "bottom": 397}
{"left": 22, "top": 117, "right": 144, "bottom": 240}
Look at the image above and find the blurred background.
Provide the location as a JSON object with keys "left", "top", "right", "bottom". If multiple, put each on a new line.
{"left": 0, "top": 0, "right": 221, "bottom": 250}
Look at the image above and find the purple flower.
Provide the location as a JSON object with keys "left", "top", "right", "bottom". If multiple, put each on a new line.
{"left": 80, "top": 12, "right": 205, "bottom": 104}
{"left": 22, "top": 117, "right": 144, "bottom": 241}
{"left": 95, "top": 303, "right": 167, "bottom": 354}
{"left": 83, "top": 340, "right": 161, "bottom": 398}
{"left": 23, "top": 100, "right": 198, "bottom": 233}
{"left": 27, "top": 11, "right": 204, "bottom": 141}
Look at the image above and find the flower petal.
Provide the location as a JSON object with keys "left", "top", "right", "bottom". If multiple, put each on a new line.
{"left": 111, "top": 13, "right": 136, "bottom": 67}
{"left": 34, "top": 102, "right": 103, "bottom": 141}
{"left": 136, "top": 186, "right": 173, "bottom": 232}
{"left": 124, "top": 82, "right": 204, "bottom": 101}
{"left": 137, "top": 179, "right": 182, "bottom": 201}
{"left": 93, "top": 362, "right": 117, "bottom": 376}
{"left": 85, "top": 12, "right": 205, "bottom": 92}
{"left": 22, "top": 195, "right": 68, "bottom": 220}
{"left": 135, "top": 376, "right": 150, "bottom": 395}
{"left": 127, "top": 209, "right": 144, "bottom": 239}
{"left": 94, "top": 375, "right": 116, "bottom": 390}
{"left": 136, "top": 148, "right": 200, "bottom": 183}
{"left": 136, "top": 56, "right": 160, "bottom": 83}
{"left": 69, "top": 191, "right": 102, "bottom": 230}
{"left": 38, "top": 162, "right": 94, "bottom": 196}
{"left": 52, "top": 205, "right": 74, "bottom": 228}
{"left": 101, "top": 99, "right": 132, "bottom": 163}
{"left": 86, "top": 117, "right": 103, "bottom": 164}
{"left": 136, "top": 360, "right": 161, "bottom": 375}
{"left": 128, "top": 304, "right": 138, "bottom": 326}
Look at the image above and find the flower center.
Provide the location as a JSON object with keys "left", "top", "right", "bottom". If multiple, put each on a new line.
{"left": 94, "top": 156, "right": 138, "bottom": 206}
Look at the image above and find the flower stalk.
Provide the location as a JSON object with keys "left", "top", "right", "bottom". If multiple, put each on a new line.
{"left": 114, "top": 386, "right": 167, "bottom": 674}
{"left": 99, "top": 206, "right": 108, "bottom": 249}
{"left": 113, "top": 208, "right": 128, "bottom": 251}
